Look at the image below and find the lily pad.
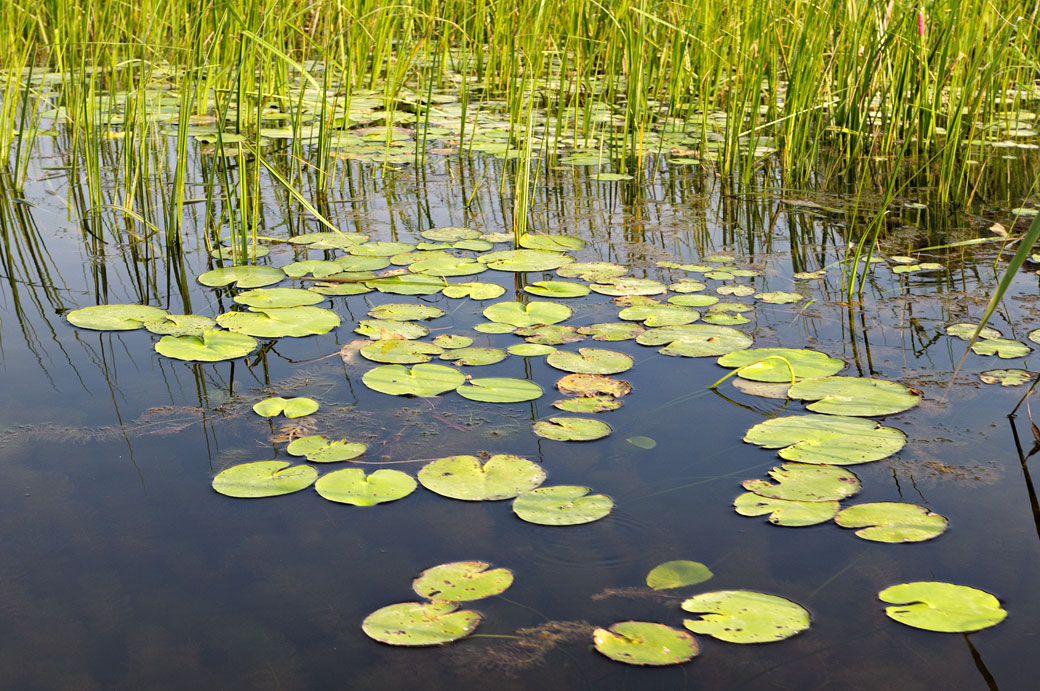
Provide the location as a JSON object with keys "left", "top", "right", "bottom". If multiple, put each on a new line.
{"left": 355, "top": 319, "right": 430, "bottom": 340}
{"left": 646, "top": 561, "right": 714, "bottom": 590}
{"left": 481, "top": 249, "right": 574, "bottom": 272}
{"left": 577, "top": 322, "right": 645, "bottom": 341}
{"left": 234, "top": 288, "right": 323, "bottom": 308}
{"left": 717, "top": 348, "right": 845, "bottom": 383}
{"left": 755, "top": 291, "right": 803, "bottom": 304}
{"left": 421, "top": 226, "right": 481, "bottom": 242}
{"left": 442, "top": 282, "right": 506, "bottom": 300}
{"left": 590, "top": 277, "right": 668, "bottom": 296}
{"left": 546, "top": 348, "right": 634, "bottom": 374}
{"left": 557, "top": 261, "right": 627, "bottom": 281}
{"left": 217, "top": 306, "right": 340, "bottom": 338}
{"left": 637, "top": 324, "right": 753, "bottom": 357}
{"left": 212, "top": 461, "right": 317, "bottom": 498}
{"left": 703, "top": 313, "right": 750, "bottom": 325}
{"left": 593, "top": 622, "right": 700, "bottom": 666}
{"left": 716, "top": 284, "right": 755, "bottom": 297}
{"left": 743, "top": 463, "right": 861, "bottom": 502}
{"left": 878, "top": 582, "right": 1007, "bottom": 633}
{"left": 410, "top": 257, "right": 487, "bottom": 277}
{"left": 456, "top": 377, "right": 543, "bottom": 402}
{"left": 143, "top": 314, "right": 217, "bottom": 337}
{"left": 556, "top": 373, "right": 631, "bottom": 398}
{"left": 518, "top": 233, "right": 585, "bottom": 251}
{"left": 335, "top": 255, "right": 390, "bottom": 272}
{"left": 253, "top": 396, "right": 319, "bottom": 418}
{"left": 367, "top": 303, "right": 445, "bottom": 321}
{"left": 619, "top": 305, "right": 700, "bottom": 327}
{"left": 682, "top": 591, "right": 810, "bottom": 643}
{"left": 290, "top": 231, "right": 367, "bottom": 249}
{"left": 362, "top": 601, "right": 481, "bottom": 646}
{"left": 669, "top": 279, "right": 707, "bottom": 293}
{"left": 668, "top": 296, "right": 719, "bottom": 310}
{"left": 67, "top": 304, "right": 168, "bottom": 331}
{"left": 553, "top": 396, "right": 623, "bottom": 412}
{"left": 507, "top": 343, "right": 556, "bottom": 356}
{"left": 744, "top": 414, "right": 906, "bottom": 465}
{"left": 733, "top": 493, "right": 840, "bottom": 526}
{"left": 523, "top": 281, "right": 591, "bottom": 298}
{"left": 412, "top": 561, "right": 514, "bottom": 601}
{"left": 155, "top": 329, "right": 258, "bottom": 362}
{"left": 315, "top": 468, "right": 416, "bottom": 506}
{"left": 281, "top": 259, "right": 342, "bottom": 278}
{"left": 512, "top": 485, "right": 614, "bottom": 525}
{"left": 514, "top": 324, "right": 584, "bottom": 345}
{"left": 367, "top": 274, "right": 445, "bottom": 295}
{"left": 433, "top": 334, "right": 474, "bottom": 349}
{"left": 197, "top": 265, "right": 284, "bottom": 289}
{"left": 363, "top": 364, "right": 466, "bottom": 397}
{"left": 533, "top": 417, "right": 612, "bottom": 441}
{"left": 483, "top": 301, "right": 572, "bottom": 327}
{"left": 947, "top": 323, "right": 1003, "bottom": 340}
{"left": 360, "top": 339, "right": 444, "bottom": 364}
{"left": 350, "top": 241, "right": 416, "bottom": 257}
{"left": 440, "top": 347, "right": 508, "bottom": 366}
{"left": 627, "top": 436, "right": 657, "bottom": 450}
{"left": 834, "top": 502, "right": 948, "bottom": 543}
{"left": 418, "top": 454, "right": 546, "bottom": 501}
{"left": 787, "top": 377, "right": 921, "bottom": 416}
{"left": 286, "top": 435, "right": 366, "bottom": 462}
{"left": 473, "top": 322, "right": 516, "bottom": 334}
{"left": 980, "top": 369, "right": 1033, "bottom": 386}
{"left": 971, "top": 338, "right": 1031, "bottom": 358}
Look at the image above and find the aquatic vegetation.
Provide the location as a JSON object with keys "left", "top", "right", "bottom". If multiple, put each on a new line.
{"left": 417, "top": 455, "right": 546, "bottom": 501}
{"left": 286, "top": 436, "right": 366, "bottom": 463}
{"left": 681, "top": 591, "right": 811, "bottom": 643}
{"left": 363, "top": 601, "right": 481, "bottom": 646}
{"left": 455, "top": 378, "right": 543, "bottom": 403}
{"left": 512, "top": 486, "right": 614, "bottom": 526}
{"left": 412, "top": 561, "right": 514, "bottom": 601}
{"left": 645, "top": 561, "right": 713, "bottom": 591}
{"left": 878, "top": 583, "right": 1007, "bottom": 633}
{"left": 212, "top": 461, "right": 318, "bottom": 498}
{"left": 532, "top": 417, "right": 612, "bottom": 442}
{"left": 252, "top": 397, "right": 319, "bottom": 419}
{"left": 743, "top": 415, "right": 906, "bottom": 465}
{"left": 155, "top": 330, "right": 258, "bottom": 362}
{"left": 834, "top": 503, "right": 949, "bottom": 543}
{"left": 66, "top": 304, "right": 168, "bottom": 331}
{"left": 314, "top": 468, "right": 417, "bottom": 506}
{"left": 592, "top": 622, "right": 700, "bottom": 666}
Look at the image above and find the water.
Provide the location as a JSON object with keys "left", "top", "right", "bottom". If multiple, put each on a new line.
{"left": 1, "top": 148, "right": 1039, "bottom": 689}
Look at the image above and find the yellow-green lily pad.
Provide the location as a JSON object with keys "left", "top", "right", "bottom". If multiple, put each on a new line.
{"left": 212, "top": 461, "right": 317, "bottom": 498}
{"left": 835, "top": 502, "right": 948, "bottom": 543}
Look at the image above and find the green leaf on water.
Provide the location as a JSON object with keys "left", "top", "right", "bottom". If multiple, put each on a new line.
{"left": 286, "top": 435, "right": 366, "bottom": 462}
{"left": 421, "top": 226, "right": 481, "bottom": 242}
{"left": 546, "top": 347, "right": 634, "bottom": 374}
{"left": 743, "top": 463, "right": 861, "bottom": 502}
{"left": 366, "top": 273, "right": 445, "bottom": 295}
{"left": 971, "top": 338, "right": 1031, "bottom": 358}
{"left": 878, "top": 582, "right": 1007, "bottom": 633}
{"left": 413, "top": 561, "right": 514, "bottom": 601}
{"left": 512, "top": 485, "right": 614, "bottom": 525}
{"left": 234, "top": 287, "right": 323, "bottom": 308}
{"left": 619, "top": 305, "right": 700, "bottom": 327}
{"left": 360, "top": 339, "right": 444, "bottom": 364}
{"left": 716, "top": 284, "right": 755, "bottom": 297}
{"left": 212, "top": 460, "right": 317, "bottom": 498}
{"left": 456, "top": 377, "right": 543, "bottom": 402}
{"left": 507, "top": 343, "right": 556, "bottom": 356}
{"left": 835, "top": 502, "right": 948, "bottom": 543}
{"left": 315, "top": 468, "right": 416, "bottom": 506}
{"left": 483, "top": 301, "right": 572, "bottom": 326}
{"left": 787, "top": 377, "right": 922, "bottom": 416}
{"left": 533, "top": 417, "right": 612, "bottom": 441}
{"left": 518, "top": 233, "right": 585, "bottom": 251}
{"left": 948, "top": 323, "right": 1003, "bottom": 340}
{"left": 637, "top": 324, "right": 753, "bottom": 357}
{"left": 627, "top": 436, "right": 657, "bottom": 450}
{"left": 553, "top": 396, "right": 623, "bottom": 412}
{"left": 217, "top": 306, "right": 340, "bottom": 338}
{"left": 515, "top": 324, "right": 585, "bottom": 345}
{"left": 433, "top": 334, "right": 473, "bottom": 349}
{"left": 755, "top": 291, "right": 803, "bottom": 304}
{"left": 577, "top": 322, "right": 645, "bottom": 341}
{"left": 480, "top": 249, "right": 575, "bottom": 272}
{"left": 717, "top": 348, "right": 845, "bottom": 383}
{"left": 668, "top": 294, "right": 719, "bottom": 308}
{"left": 355, "top": 319, "right": 430, "bottom": 340}
{"left": 590, "top": 277, "right": 668, "bottom": 296}
{"left": 473, "top": 322, "right": 517, "bottom": 334}
{"left": 155, "top": 329, "right": 258, "bottom": 361}
{"left": 441, "top": 282, "right": 506, "bottom": 300}
{"left": 979, "top": 369, "right": 1033, "bottom": 386}
{"left": 334, "top": 255, "right": 390, "bottom": 272}
{"left": 350, "top": 241, "right": 416, "bottom": 257}
{"left": 410, "top": 257, "right": 488, "bottom": 277}
{"left": 362, "top": 601, "right": 481, "bottom": 646}
{"left": 523, "top": 280, "right": 591, "bottom": 298}
{"left": 734, "top": 493, "right": 840, "bottom": 526}
{"left": 367, "top": 303, "right": 445, "bottom": 321}
{"left": 669, "top": 279, "right": 707, "bottom": 293}
{"left": 280, "top": 259, "right": 342, "bottom": 278}
{"left": 362, "top": 363, "right": 466, "bottom": 397}
{"left": 743, "top": 414, "right": 906, "bottom": 465}
{"left": 682, "top": 591, "right": 810, "bottom": 643}
{"left": 557, "top": 261, "right": 627, "bottom": 281}
{"left": 702, "top": 313, "right": 750, "bottom": 325}
{"left": 144, "top": 314, "right": 218, "bottom": 337}
{"left": 556, "top": 373, "right": 631, "bottom": 398}
{"left": 197, "top": 265, "right": 285, "bottom": 289}
{"left": 440, "top": 347, "right": 508, "bottom": 366}
{"left": 418, "top": 454, "right": 546, "bottom": 501}
{"left": 593, "top": 622, "right": 700, "bottom": 666}
{"left": 67, "top": 304, "right": 168, "bottom": 331}
{"left": 289, "top": 231, "right": 368, "bottom": 249}
{"left": 646, "top": 561, "right": 714, "bottom": 590}
{"left": 253, "top": 396, "right": 319, "bottom": 418}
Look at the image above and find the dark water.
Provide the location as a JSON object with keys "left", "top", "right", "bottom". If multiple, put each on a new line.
{"left": 1, "top": 145, "right": 1039, "bottom": 690}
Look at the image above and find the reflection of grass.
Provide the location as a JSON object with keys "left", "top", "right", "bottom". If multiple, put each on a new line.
{"left": 450, "top": 620, "right": 591, "bottom": 677}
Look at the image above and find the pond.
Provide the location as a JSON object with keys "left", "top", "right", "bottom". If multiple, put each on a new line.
{"left": 2, "top": 128, "right": 1040, "bottom": 689}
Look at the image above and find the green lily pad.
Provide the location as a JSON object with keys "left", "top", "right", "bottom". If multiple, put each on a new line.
{"left": 440, "top": 347, "right": 508, "bottom": 366}
{"left": 441, "top": 282, "right": 506, "bottom": 300}
{"left": 433, "top": 334, "right": 474, "bottom": 349}
{"left": 702, "top": 313, "right": 750, "bottom": 325}
{"left": 142, "top": 314, "right": 216, "bottom": 337}
{"left": 546, "top": 348, "right": 634, "bottom": 374}
{"left": 669, "top": 279, "right": 707, "bottom": 293}
{"left": 717, "top": 348, "right": 845, "bottom": 383}
{"left": 787, "top": 377, "right": 922, "bottom": 416}
{"left": 281, "top": 259, "right": 342, "bottom": 278}
{"left": 481, "top": 249, "right": 574, "bottom": 272}
{"left": 704, "top": 254, "right": 735, "bottom": 263}
{"left": 421, "top": 226, "right": 481, "bottom": 242}
{"left": 453, "top": 241, "right": 494, "bottom": 253}
{"left": 456, "top": 377, "right": 543, "bottom": 402}
{"left": 619, "top": 305, "right": 700, "bottom": 327}
{"left": 392, "top": 251, "right": 455, "bottom": 267}
{"left": 334, "top": 255, "right": 390, "bottom": 272}
{"left": 523, "top": 281, "right": 591, "bottom": 298}
{"left": 363, "top": 363, "right": 466, "bottom": 397}
{"left": 980, "top": 369, "right": 1033, "bottom": 386}
{"left": 355, "top": 319, "right": 430, "bottom": 340}
{"left": 360, "top": 339, "right": 444, "bottom": 364}
{"left": 593, "top": 622, "right": 700, "bottom": 666}
{"left": 217, "top": 306, "right": 340, "bottom": 338}
{"left": 793, "top": 270, "right": 827, "bottom": 280}
{"left": 590, "top": 277, "right": 668, "bottom": 296}
{"left": 210, "top": 244, "right": 269, "bottom": 261}
{"left": 253, "top": 396, "right": 319, "bottom": 418}
{"left": 308, "top": 281, "right": 373, "bottom": 296}
{"left": 197, "top": 265, "right": 285, "bottom": 289}
{"left": 577, "top": 322, "right": 645, "bottom": 341}
{"left": 557, "top": 261, "right": 627, "bottom": 281}
{"left": 507, "top": 343, "right": 556, "bottom": 356}
{"left": 556, "top": 373, "right": 631, "bottom": 398}
{"left": 743, "top": 463, "right": 861, "bottom": 502}
{"left": 835, "top": 502, "right": 948, "bottom": 543}
{"left": 704, "top": 271, "right": 734, "bottom": 280}
{"left": 533, "top": 417, "right": 612, "bottom": 441}
{"left": 878, "top": 582, "right": 1007, "bottom": 633}
{"left": 483, "top": 301, "right": 572, "bottom": 327}
{"left": 418, "top": 454, "right": 546, "bottom": 501}
{"left": 708, "top": 302, "right": 754, "bottom": 313}
{"left": 286, "top": 435, "right": 366, "bottom": 462}
{"left": 971, "top": 338, "right": 1031, "bottom": 358}
{"left": 410, "top": 257, "right": 487, "bottom": 277}
{"left": 366, "top": 274, "right": 445, "bottom": 295}
{"left": 512, "top": 485, "right": 614, "bottom": 525}
{"left": 234, "top": 288, "right": 323, "bottom": 308}
{"left": 290, "top": 231, "right": 368, "bottom": 249}
{"left": 669, "top": 295, "right": 719, "bottom": 308}
{"left": 350, "top": 241, "right": 416, "bottom": 257}
{"left": 212, "top": 461, "right": 317, "bottom": 498}
{"left": 518, "top": 233, "right": 585, "bottom": 251}
{"left": 755, "top": 291, "right": 803, "bottom": 304}
{"left": 413, "top": 561, "right": 514, "bottom": 601}
{"left": 947, "top": 323, "right": 1003, "bottom": 340}
{"left": 627, "top": 436, "right": 657, "bottom": 450}
{"left": 744, "top": 414, "right": 906, "bottom": 465}
{"left": 734, "top": 493, "right": 840, "bottom": 526}
{"left": 479, "top": 232, "right": 513, "bottom": 243}
{"left": 474, "top": 322, "right": 517, "bottom": 334}
{"left": 515, "top": 324, "right": 584, "bottom": 345}
{"left": 646, "top": 561, "right": 714, "bottom": 590}
{"left": 717, "top": 284, "right": 755, "bottom": 297}
{"left": 67, "top": 304, "right": 168, "bottom": 331}
{"left": 637, "top": 324, "right": 753, "bottom": 357}
{"left": 315, "top": 468, "right": 416, "bottom": 506}
{"left": 367, "top": 303, "right": 445, "bottom": 321}
{"left": 1028, "top": 328, "right": 1040, "bottom": 345}
{"left": 553, "top": 396, "right": 623, "bottom": 412}
{"left": 362, "top": 601, "right": 481, "bottom": 646}
{"left": 682, "top": 591, "right": 810, "bottom": 643}
{"left": 155, "top": 329, "right": 258, "bottom": 361}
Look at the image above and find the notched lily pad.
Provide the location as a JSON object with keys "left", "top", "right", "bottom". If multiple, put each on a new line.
{"left": 234, "top": 288, "right": 323, "bottom": 309}
{"left": 155, "top": 329, "right": 258, "bottom": 361}
{"left": 681, "top": 591, "right": 810, "bottom": 643}
{"left": 553, "top": 396, "right": 622, "bottom": 412}
{"left": 367, "top": 303, "right": 445, "bottom": 321}
{"left": 646, "top": 561, "right": 714, "bottom": 590}
{"left": 523, "top": 280, "right": 591, "bottom": 298}
{"left": 619, "top": 305, "right": 700, "bottom": 327}
{"left": 755, "top": 291, "right": 803, "bottom": 304}
{"left": 363, "top": 364, "right": 466, "bottom": 397}
{"left": 413, "top": 561, "right": 514, "bottom": 601}
{"left": 212, "top": 461, "right": 317, "bottom": 498}
{"left": 546, "top": 348, "right": 634, "bottom": 375}
{"left": 198, "top": 265, "right": 285, "bottom": 289}
{"left": 253, "top": 396, "right": 319, "bottom": 418}
{"left": 556, "top": 373, "right": 631, "bottom": 398}
{"left": 979, "top": 369, "right": 1033, "bottom": 386}
{"left": 441, "top": 282, "right": 506, "bottom": 300}
{"left": 143, "top": 314, "right": 216, "bottom": 336}
{"left": 787, "top": 377, "right": 921, "bottom": 416}
{"left": 360, "top": 339, "right": 444, "bottom": 364}
{"left": 947, "top": 323, "right": 1002, "bottom": 340}
{"left": 971, "top": 338, "right": 1031, "bottom": 359}
{"left": 512, "top": 485, "right": 614, "bottom": 525}
{"left": 481, "top": 249, "right": 574, "bottom": 272}
{"left": 717, "top": 348, "right": 844, "bottom": 383}
{"left": 355, "top": 319, "right": 430, "bottom": 340}
{"left": 218, "top": 306, "right": 340, "bottom": 338}
{"left": 514, "top": 325, "right": 584, "bottom": 345}
{"left": 456, "top": 377, "right": 543, "bottom": 403}
{"left": 593, "top": 622, "right": 700, "bottom": 666}
{"left": 533, "top": 417, "right": 612, "bottom": 441}
{"left": 440, "top": 347, "right": 508, "bottom": 366}
{"left": 433, "top": 334, "right": 473, "bottom": 349}
{"left": 834, "top": 502, "right": 948, "bottom": 543}
{"left": 362, "top": 601, "right": 481, "bottom": 646}
{"left": 878, "top": 582, "right": 1006, "bottom": 633}
{"left": 734, "top": 493, "right": 840, "bottom": 526}
{"left": 418, "top": 454, "right": 546, "bottom": 501}
{"left": 483, "top": 301, "right": 572, "bottom": 326}
{"left": 590, "top": 277, "right": 668, "bottom": 296}
{"left": 507, "top": 343, "right": 556, "bottom": 356}
{"left": 637, "top": 324, "right": 753, "bottom": 357}
{"left": 286, "top": 435, "right": 366, "bottom": 462}
{"left": 577, "top": 322, "right": 645, "bottom": 341}
{"left": 744, "top": 414, "right": 906, "bottom": 465}
{"left": 315, "top": 468, "right": 416, "bottom": 506}
{"left": 67, "top": 304, "right": 168, "bottom": 331}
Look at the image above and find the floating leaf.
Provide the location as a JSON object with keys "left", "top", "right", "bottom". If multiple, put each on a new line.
{"left": 418, "top": 454, "right": 546, "bottom": 501}
{"left": 682, "top": 591, "right": 811, "bottom": 643}
{"left": 218, "top": 306, "right": 340, "bottom": 338}
{"left": 363, "top": 364, "right": 466, "bottom": 397}
{"left": 421, "top": 226, "right": 481, "bottom": 242}
{"left": 646, "top": 561, "right": 713, "bottom": 590}
{"left": 155, "top": 329, "right": 258, "bottom": 361}
{"left": 577, "top": 322, "right": 645, "bottom": 341}
{"left": 556, "top": 373, "right": 631, "bottom": 398}
{"left": 709, "top": 302, "right": 754, "bottom": 313}
{"left": 669, "top": 294, "right": 719, "bottom": 308}
{"left": 410, "top": 257, "right": 487, "bottom": 277}
{"left": 546, "top": 348, "right": 634, "bottom": 374}
{"left": 473, "top": 322, "right": 516, "bottom": 334}
{"left": 627, "top": 436, "right": 657, "bottom": 450}
{"left": 619, "top": 305, "right": 700, "bottom": 327}
{"left": 367, "top": 303, "right": 445, "bottom": 321}
{"left": 787, "top": 377, "right": 921, "bottom": 416}
{"left": 593, "top": 622, "right": 700, "bottom": 666}
{"left": 483, "top": 301, "right": 572, "bottom": 326}
{"left": 507, "top": 343, "right": 556, "bottom": 356}
{"left": 590, "top": 277, "right": 668, "bottom": 296}
{"left": 67, "top": 304, "right": 168, "bottom": 331}
{"left": 433, "top": 334, "right": 473, "bottom": 349}
{"left": 355, "top": 319, "right": 430, "bottom": 340}
{"left": 315, "top": 468, "right": 416, "bottom": 506}
{"left": 835, "top": 502, "right": 948, "bottom": 543}
{"left": 669, "top": 279, "right": 707, "bottom": 293}
{"left": 512, "top": 485, "right": 614, "bottom": 525}
{"left": 289, "top": 231, "right": 367, "bottom": 249}
{"left": 734, "top": 493, "right": 840, "bottom": 526}
{"left": 702, "top": 313, "right": 749, "bottom": 325}
{"left": 533, "top": 417, "right": 612, "bottom": 442}
{"left": 211, "top": 244, "right": 269, "bottom": 261}
{"left": 743, "top": 463, "right": 861, "bottom": 502}
{"left": 557, "top": 261, "right": 627, "bottom": 281}
{"left": 523, "top": 280, "right": 591, "bottom": 298}
{"left": 755, "top": 291, "right": 803, "bottom": 304}
{"left": 197, "top": 265, "right": 284, "bottom": 289}
{"left": 717, "top": 285, "right": 755, "bottom": 297}
{"left": 717, "top": 348, "right": 845, "bottom": 383}
{"left": 281, "top": 259, "right": 342, "bottom": 278}
{"left": 971, "top": 338, "right": 1031, "bottom": 358}
{"left": 518, "top": 233, "right": 585, "bottom": 251}
{"left": 878, "top": 582, "right": 1006, "bottom": 633}
{"left": 234, "top": 288, "right": 323, "bottom": 308}
{"left": 744, "top": 414, "right": 906, "bottom": 465}
{"left": 350, "top": 241, "right": 416, "bottom": 257}
{"left": 413, "top": 561, "right": 514, "bottom": 601}
{"left": 286, "top": 435, "right": 366, "bottom": 462}
{"left": 366, "top": 274, "right": 445, "bottom": 295}
{"left": 948, "top": 323, "right": 1002, "bottom": 340}
{"left": 253, "top": 396, "right": 319, "bottom": 418}
{"left": 308, "top": 281, "right": 372, "bottom": 296}
{"left": 144, "top": 314, "right": 218, "bottom": 337}
{"left": 212, "top": 461, "right": 317, "bottom": 498}
{"left": 360, "top": 339, "right": 444, "bottom": 364}
{"left": 979, "top": 369, "right": 1033, "bottom": 386}
{"left": 480, "top": 249, "right": 574, "bottom": 272}
{"left": 440, "top": 347, "right": 508, "bottom": 366}
{"left": 335, "top": 255, "right": 390, "bottom": 272}
{"left": 362, "top": 601, "right": 480, "bottom": 646}
{"left": 638, "top": 324, "right": 753, "bottom": 357}
{"left": 456, "top": 377, "right": 543, "bottom": 402}
{"left": 732, "top": 379, "right": 792, "bottom": 399}
{"left": 553, "top": 396, "right": 622, "bottom": 412}
{"left": 441, "top": 282, "right": 506, "bottom": 300}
